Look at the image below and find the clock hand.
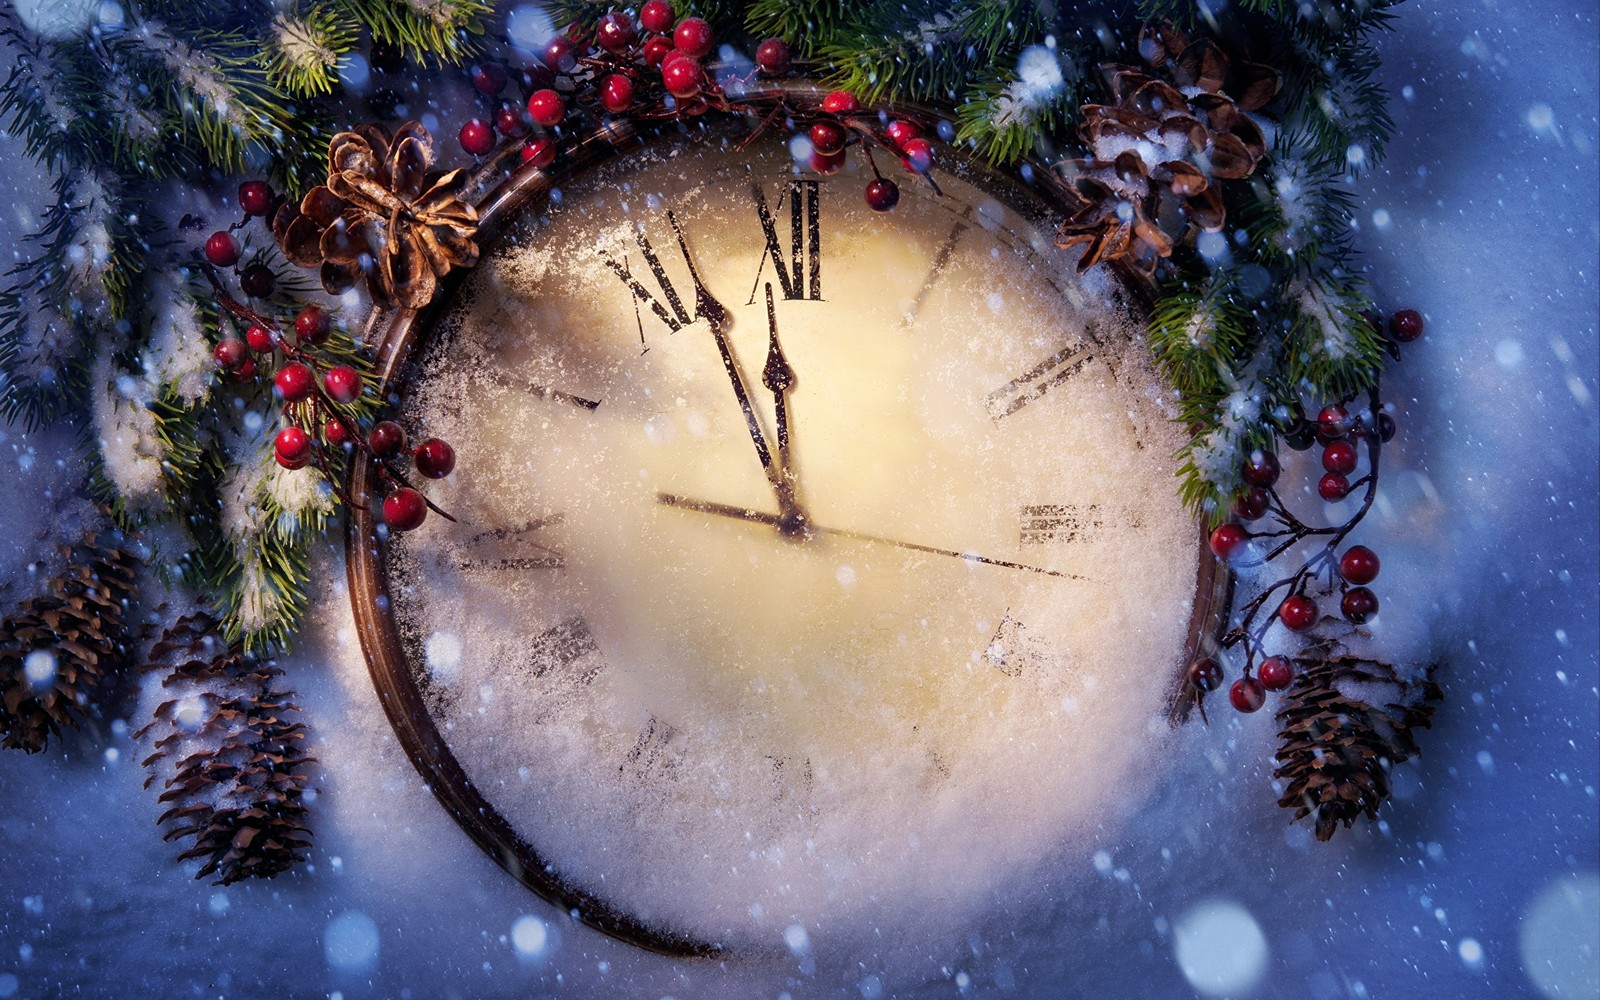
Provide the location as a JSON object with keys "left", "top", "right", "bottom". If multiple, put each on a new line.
{"left": 655, "top": 492, "right": 1084, "bottom": 580}
{"left": 759, "top": 282, "right": 809, "bottom": 531}
{"left": 668, "top": 213, "right": 807, "bottom": 533}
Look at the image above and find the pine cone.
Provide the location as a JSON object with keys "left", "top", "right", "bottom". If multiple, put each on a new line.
{"left": 0, "top": 533, "right": 140, "bottom": 752}
{"left": 273, "top": 121, "right": 479, "bottom": 310}
{"left": 138, "top": 612, "right": 315, "bottom": 884}
{"left": 1274, "top": 652, "right": 1442, "bottom": 841}
{"left": 1055, "top": 23, "right": 1280, "bottom": 275}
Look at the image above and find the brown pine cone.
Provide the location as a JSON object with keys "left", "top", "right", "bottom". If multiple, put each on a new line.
{"left": 138, "top": 612, "right": 315, "bottom": 884}
{"left": 1055, "top": 23, "right": 1280, "bottom": 275}
{"left": 0, "top": 533, "right": 141, "bottom": 752}
{"left": 1274, "top": 652, "right": 1442, "bottom": 841}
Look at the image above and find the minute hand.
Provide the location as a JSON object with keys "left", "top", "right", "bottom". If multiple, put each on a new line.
{"left": 668, "top": 213, "right": 802, "bottom": 528}
{"left": 655, "top": 492, "right": 1084, "bottom": 580}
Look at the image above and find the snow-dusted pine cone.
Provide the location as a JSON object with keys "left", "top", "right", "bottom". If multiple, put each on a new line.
{"left": 1055, "top": 22, "right": 1280, "bottom": 275}
{"left": 138, "top": 612, "right": 314, "bottom": 884}
{"left": 0, "top": 532, "right": 140, "bottom": 752}
{"left": 1274, "top": 652, "right": 1442, "bottom": 841}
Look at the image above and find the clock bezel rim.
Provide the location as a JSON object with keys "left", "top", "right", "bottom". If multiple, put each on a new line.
{"left": 344, "top": 91, "right": 1232, "bottom": 959}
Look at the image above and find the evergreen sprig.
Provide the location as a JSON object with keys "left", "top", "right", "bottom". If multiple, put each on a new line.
{"left": 331, "top": 0, "right": 491, "bottom": 65}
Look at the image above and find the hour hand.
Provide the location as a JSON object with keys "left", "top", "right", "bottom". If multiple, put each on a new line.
{"left": 668, "top": 216, "right": 806, "bottom": 532}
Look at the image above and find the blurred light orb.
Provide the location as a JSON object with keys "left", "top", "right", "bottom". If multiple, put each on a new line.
{"left": 1173, "top": 898, "right": 1268, "bottom": 996}
{"left": 12, "top": 0, "right": 97, "bottom": 38}
{"left": 1521, "top": 873, "right": 1600, "bottom": 998}
{"left": 425, "top": 630, "right": 463, "bottom": 679}
{"left": 506, "top": 5, "right": 557, "bottom": 54}
{"left": 23, "top": 649, "right": 56, "bottom": 687}
{"left": 511, "top": 915, "right": 549, "bottom": 956}
{"left": 324, "top": 910, "right": 380, "bottom": 971}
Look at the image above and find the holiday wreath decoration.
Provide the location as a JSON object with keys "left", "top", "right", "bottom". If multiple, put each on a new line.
{"left": 1, "top": 0, "right": 1440, "bottom": 924}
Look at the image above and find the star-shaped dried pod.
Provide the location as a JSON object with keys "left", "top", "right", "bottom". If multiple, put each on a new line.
{"left": 273, "top": 122, "right": 480, "bottom": 311}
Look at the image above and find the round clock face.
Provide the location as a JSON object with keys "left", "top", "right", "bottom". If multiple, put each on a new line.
{"left": 362, "top": 121, "right": 1212, "bottom": 952}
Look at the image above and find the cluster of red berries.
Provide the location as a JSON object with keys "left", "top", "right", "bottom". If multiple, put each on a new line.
{"left": 804, "top": 91, "right": 936, "bottom": 211}
{"left": 455, "top": 2, "right": 788, "bottom": 167}
{"left": 202, "top": 180, "right": 281, "bottom": 300}
{"left": 206, "top": 192, "right": 457, "bottom": 534}
{"left": 1194, "top": 308, "right": 1426, "bottom": 715}
{"left": 449, "top": 8, "right": 938, "bottom": 215}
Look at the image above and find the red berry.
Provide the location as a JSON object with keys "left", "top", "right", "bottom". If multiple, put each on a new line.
{"left": 821, "top": 90, "right": 859, "bottom": 114}
{"left": 521, "top": 136, "right": 557, "bottom": 167}
{"left": 1240, "top": 449, "right": 1280, "bottom": 488}
{"left": 1318, "top": 472, "right": 1351, "bottom": 501}
{"left": 204, "top": 231, "right": 240, "bottom": 267}
{"left": 1322, "top": 439, "right": 1358, "bottom": 474}
{"left": 864, "top": 178, "right": 899, "bottom": 212}
{"left": 673, "top": 17, "right": 713, "bottom": 58}
{"left": 1257, "top": 656, "right": 1293, "bottom": 691}
{"left": 809, "top": 150, "right": 846, "bottom": 175}
{"left": 1188, "top": 657, "right": 1224, "bottom": 693}
{"left": 274, "top": 426, "right": 313, "bottom": 470}
{"left": 238, "top": 180, "right": 273, "bottom": 217}
{"left": 369, "top": 420, "right": 406, "bottom": 457}
{"left": 1317, "top": 404, "right": 1350, "bottom": 443}
{"left": 639, "top": 0, "right": 674, "bottom": 34}
{"left": 213, "top": 339, "right": 248, "bottom": 371}
{"left": 239, "top": 264, "right": 275, "bottom": 298}
{"left": 471, "top": 62, "right": 508, "bottom": 95}
{"left": 808, "top": 120, "right": 846, "bottom": 156}
{"left": 521, "top": 62, "right": 556, "bottom": 91}
{"left": 273, "top": 362, "right": 315, "bottom": 403}
{"left": 1338, "top": 545, "right": 1380, "bottom": 585}
{"left": 495, "top": 105, "right": 526, "bottom": 137}
{"left": 233, "top": 358, "right": 257, "bottom": 382}
{"left": 294, "top": 305, "right": 330, "bottom": 345}
{"left": 459, "top": 118, "right": 495, "bottom": 156}
{"left": 755, "top": 37, "right": 790, "bottom": 75}
{"left": 596, "top": 11, "right": 636, "bottom": 52}
{"left": 642, "top": 35, "right": 673, "bottom": 66}
{"left": 527, "top": 89, "right": 565, "bottom": 128}
{"left": 1229, "top": 676, "right": 1266, "bottom": 713}
{"left": 414, "top": 438, "right": 456, "bottom": 478}
{"left": 324, "top": 418, "right": 353, "bottom": 447}
{"left": 1208, "top": 522, "right": 1249, "bottom": 561}
{"left": 1341, "top": 587, "right": 1379, "bottom": 623}
{"left": 1232, "top": 487, "right": 1269, "bottom": 521}
{"left": 600, "top": 73, "right": 635, "bottom": 113}
{"left": 543, "top": 36, "right": 577, "bottom": 72}
{"left": 323, "top": 365, "right": 363, "bottom": 404}
{"left": 383, "top": 488, "right": 428, "bottom": 531}
{"left": 662, "top": 56, "right": 704, "bottom": 99}
{"left": 1389, "top": 309, "right": 1424, "bottom": 342}
{"left": 244, "top": 324, "right": 275, "bottom": 353}
{"left": 884, "top": 119, "right": 920, "bottom": 150}
{"left": 1278, "top": 595, "right": 1318, "bottom": 632}
{"left": 900, "top": 137, "right": 934, "bottom": 173}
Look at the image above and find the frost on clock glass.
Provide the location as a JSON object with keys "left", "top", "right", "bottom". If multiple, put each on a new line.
{"left": 383, "top": 132, "right": 1199, "bottom": 944}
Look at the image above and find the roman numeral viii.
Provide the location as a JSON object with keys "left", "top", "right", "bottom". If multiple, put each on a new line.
{"left": 750, "top": 180, "right": 821, "bottom": 303}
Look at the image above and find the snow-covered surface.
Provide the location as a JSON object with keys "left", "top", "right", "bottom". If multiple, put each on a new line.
{"left": 2, "top": 3, "right": 1597, "bottom": 998}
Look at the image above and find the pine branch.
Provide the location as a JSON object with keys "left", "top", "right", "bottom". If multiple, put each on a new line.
{"left": 330, "top": 0, "right": 492, "bottom": 65}
{"left": 953, "top": 53, "right": 1082, "bottom": 165}
{"left": 814, "top": 1, "right": 1047, "bottom": 106}
{"left": 263, "top": 4, "right": 359, "bottom": 97}
{"left": 745, "top": 0, "right": 857, "bottom": 52}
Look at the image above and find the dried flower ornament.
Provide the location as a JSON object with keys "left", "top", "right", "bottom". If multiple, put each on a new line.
{"left": 273, "top": 122, "right": 479, "bottom": 310}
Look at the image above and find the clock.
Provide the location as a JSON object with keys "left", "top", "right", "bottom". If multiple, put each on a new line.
{"left": 346, "top": 103, "right": 1228, "bottom": 957}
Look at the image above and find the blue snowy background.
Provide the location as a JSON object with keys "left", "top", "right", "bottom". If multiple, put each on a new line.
{"left": 1, "top": 1, "right": 1596, "bottom": 997}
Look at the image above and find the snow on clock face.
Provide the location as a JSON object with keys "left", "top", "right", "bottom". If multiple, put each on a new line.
{"left": 350, "top": 119, "right": 1218, "bottom": 956}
